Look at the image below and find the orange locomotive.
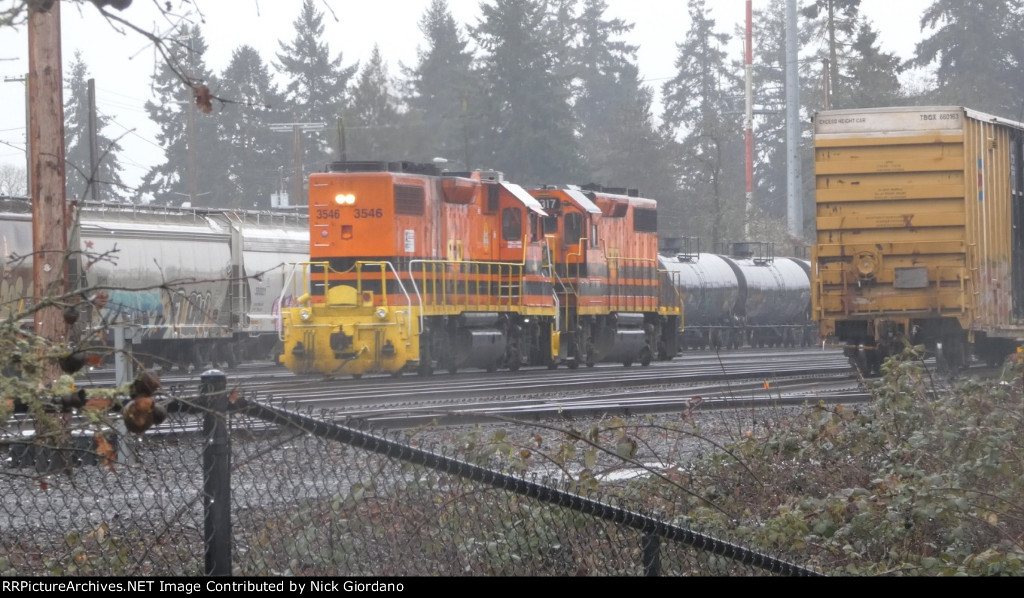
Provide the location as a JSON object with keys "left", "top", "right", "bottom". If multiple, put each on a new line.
{"left": 529, "top": 184, "right": 682, "bottom": 368}
{"left": 278, "top": 161, "right": 681, "bottom": 377}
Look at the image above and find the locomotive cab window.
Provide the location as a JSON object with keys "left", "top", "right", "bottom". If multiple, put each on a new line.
{"left": 542, "top": 215, "right": 558, "bottom": 235}
{"left": 502, "top": 207, "right": 523, "bottom": 241}
{"left": 633, "top": 207, "right": 657, "bottom": 233}
{"left": 564, "top": 212, "right": 583, "bottom": 247}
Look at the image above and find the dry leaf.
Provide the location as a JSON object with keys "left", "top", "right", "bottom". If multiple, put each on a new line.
{"left": 194, "top": 85, "right": 213, "bottom": 114}
{"left": 94, "top": 432, "right": 116, "bottom": 472}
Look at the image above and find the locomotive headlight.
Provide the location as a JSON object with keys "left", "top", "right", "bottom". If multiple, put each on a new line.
{"left": 375, "top": 307, "right": 387, "bottom": 320}
{"left": 334, "top": 193, "right": 356, "bottom": 205}
{"left": 299, "top": 308, "right": 312, "bottom": 322}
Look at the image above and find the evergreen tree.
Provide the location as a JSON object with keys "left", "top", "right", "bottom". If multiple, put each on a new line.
{"left": 470, "top": 0, "right": 581, "bottom": 183}
{"left": 569, "top": 0, "right": 677, "bottom": 208}
{"left": 801, "top": 0, "right": 903, "bottom": 110}
{"left": 64, "top": 51, "right": 127, "bottom": 202}
{"left": 345, "top": 45, "right": 405, "bottom": 161}
{"left": 217, "top": 45, "right": 288, "bottom": 209}
{"left": 746, "top": 0, "right": 789, "bottom": 223}
{"left": 403, "top": 0, "right": 477, "bottom": 167}
{"left": 661, "top": 0, "right": 744, "bottom": 245}
{"left": 275, "top": 0, "right": 358, "bottom": 185}
{"left": 141, "top": 25, "right": 224, "bottom": 207}
{"left": 913, "top": 0, "right": 1023, "bottom": 117}
{"left": 840, "top": 22, "right": 904, "bottom": 108}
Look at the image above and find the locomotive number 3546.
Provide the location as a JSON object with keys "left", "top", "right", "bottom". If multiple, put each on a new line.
{"left": 316, "top": 208, "right": 384, "bottom": 219}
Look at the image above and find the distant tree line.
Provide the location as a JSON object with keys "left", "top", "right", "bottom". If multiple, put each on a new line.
{"left": 61, "top": 0, "right": 1024, "bottom": 245}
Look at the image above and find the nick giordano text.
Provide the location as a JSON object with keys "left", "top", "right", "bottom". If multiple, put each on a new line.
{"left": 3, "top": 580, "right": 404, "bottom": 593}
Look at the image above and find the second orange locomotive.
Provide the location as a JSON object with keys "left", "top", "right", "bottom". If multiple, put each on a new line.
{"left": 278, "top": 161, "right": 681, "bottom": 377}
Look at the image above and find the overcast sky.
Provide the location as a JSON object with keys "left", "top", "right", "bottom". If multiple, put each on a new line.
{"left": 0, "top": 0, "right": 932, "bottom": 192}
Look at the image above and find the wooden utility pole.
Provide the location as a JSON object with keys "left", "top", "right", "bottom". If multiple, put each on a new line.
{"left": 28, "top": 1, "right": 68, "bottom": 346}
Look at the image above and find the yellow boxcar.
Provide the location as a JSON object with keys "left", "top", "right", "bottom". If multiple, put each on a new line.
{"left": 812, "top": 106, "right": 1024, "bottom": 373}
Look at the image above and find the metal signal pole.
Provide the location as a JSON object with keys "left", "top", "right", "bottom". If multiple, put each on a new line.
{"left": 28, "top": 0, "right": 68, "bottom": 347}
{"left": 785, "top": 0, "right": 803, "bottom": 239}
{"left": 270, "top": 122, "right": 326, "bottom": 206}
{"left": 743, "top": 0, "right": 754, "bottom": 238}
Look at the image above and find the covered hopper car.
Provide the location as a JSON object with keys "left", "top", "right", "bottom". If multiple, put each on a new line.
{"left": 0, "top": 198, "right": 309, "bottom": 371}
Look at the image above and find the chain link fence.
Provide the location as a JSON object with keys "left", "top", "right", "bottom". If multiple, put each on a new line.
{"left": 1, "top": 371, "right": 819, "bottom": 576}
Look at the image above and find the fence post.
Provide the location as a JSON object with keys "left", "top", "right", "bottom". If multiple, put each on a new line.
{"left": 642, "top": 533, "right": 661, "bottom": 576}
{"left": 201, "top": 369, "right": 231, "bottom": 576}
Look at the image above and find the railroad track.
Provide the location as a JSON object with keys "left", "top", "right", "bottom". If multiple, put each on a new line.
{"left": 74, "top": 347, "right": 987, "bottom": 431}
{"left": 227, "top": 348, "right": 866, "bottom": 429}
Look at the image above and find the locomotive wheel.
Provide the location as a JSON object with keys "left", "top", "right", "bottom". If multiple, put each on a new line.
{"left": 850, "top": 347, "right": 873, "bottom": 377}
{"left": 568, "top": 359, "right": 580, "bottom": 370}
{"left": 547, "top": 361, "right": 559, "bottom": 370}
{"left": 506, "top": 328, "right": 522, "bottom": 371}
{"left": 352, "top": 373, "right": 362, "bottom": 379}
{"left": 418, "top": 333, "right": 434, "bottom": 376}
{"left": 622, "top": 360, "right": 633, "bottom": 367}
{"left": 640, "top": 347, "right": 652, "bottom": 367}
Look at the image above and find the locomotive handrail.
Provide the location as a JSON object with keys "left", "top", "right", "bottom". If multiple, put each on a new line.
{"left": 358, "top": 260, "right": 414, "bottom": 341}
{"left": 277, "top": 261, "right": 317, "bottom": 341}
{"left": 544, "top": 235, "right": 561, "bottom": 333}
{"left": 408, "top": 257, "right": 531, "bottom": 331}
